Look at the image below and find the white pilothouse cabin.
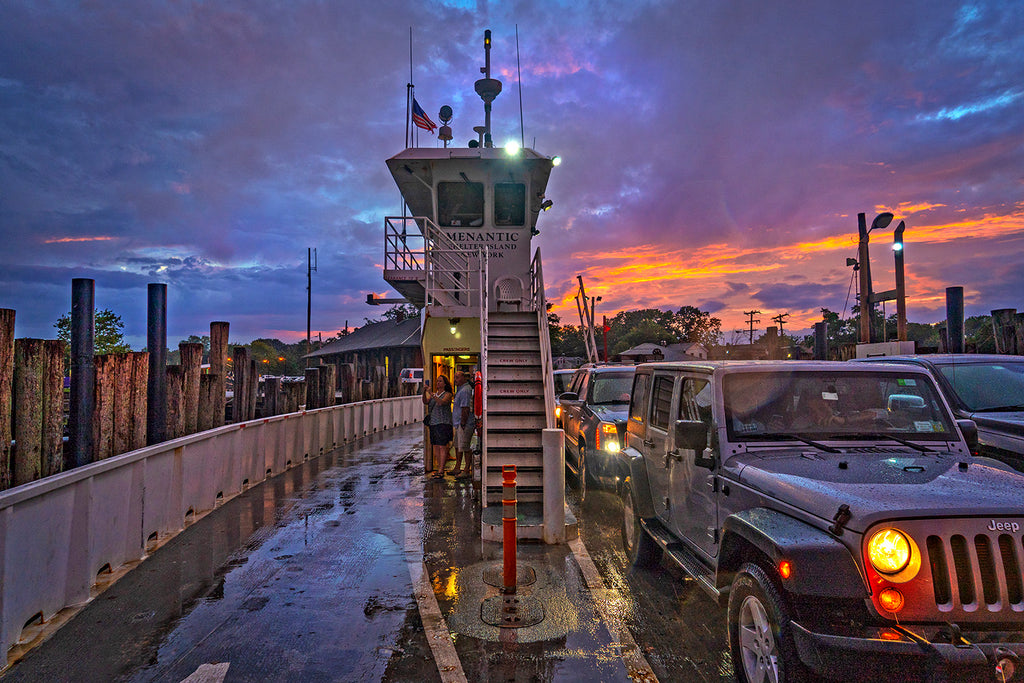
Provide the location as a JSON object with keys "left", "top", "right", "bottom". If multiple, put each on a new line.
{"left": 380, "top": 31, "right": 572, "bottom": 541}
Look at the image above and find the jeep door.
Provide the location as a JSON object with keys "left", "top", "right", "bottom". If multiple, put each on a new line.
{"left": 668, "top": 376, "right": 719, "bottom": 559}
{"left": 642, "top": 371, "right": 680, "bottom": 527}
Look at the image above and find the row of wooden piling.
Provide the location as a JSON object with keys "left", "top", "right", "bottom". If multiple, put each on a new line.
{"left": 0, "top": 307, "right": 345, "bottom": 492}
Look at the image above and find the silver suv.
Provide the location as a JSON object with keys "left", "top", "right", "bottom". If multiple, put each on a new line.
{"left": 621, "top": 361, "right": 1024, "bottom": 682}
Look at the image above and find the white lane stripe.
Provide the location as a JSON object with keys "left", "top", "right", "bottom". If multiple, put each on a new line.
{"left": 404, "top": 520, "right": 468, "bottom": 683}
{"left": 569, "top": 537, "right": 660, "bottom": 682}
{"left": 179, "top": 662, "right": 229, "bottom": 683}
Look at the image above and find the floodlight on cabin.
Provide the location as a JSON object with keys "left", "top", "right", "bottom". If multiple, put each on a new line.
{"left": 540, "top": 199, "right": 553, "bottom": 211}
{"left": 504, "top": 140, "right": 521, "bottom": 156}
{"left": 551, "top": 155, "right": 562, "bottom": 166}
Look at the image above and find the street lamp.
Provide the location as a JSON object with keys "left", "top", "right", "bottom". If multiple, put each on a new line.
{"left": 857, "top": 212, "right": 894, "bottom": 343}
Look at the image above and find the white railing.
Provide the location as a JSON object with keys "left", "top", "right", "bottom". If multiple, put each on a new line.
{"left": 384, "top": 216, "right": 426, "bottom": 271}
{"left": 531, "top": 248, "right": 556, "bottom": 429}
{"left": 0, "top": 395, "right": 421, "bottom": 665}
{"left": 478, "top": 251, "right": 489, "bottom": 508}
{"left": 424, "top": 222, "right": 476, "bottom": 308}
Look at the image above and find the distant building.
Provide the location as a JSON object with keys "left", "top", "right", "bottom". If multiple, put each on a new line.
{"left": 617, "top": 342, "right": 708, "bottom": 364}
{"left": 305, "top": 318, "right": 422, "bottom": 401}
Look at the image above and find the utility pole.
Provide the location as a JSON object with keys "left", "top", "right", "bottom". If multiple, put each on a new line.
{"left": 771, "top": 312, "right": 790, "bottom": 338}
{"left": 307, "top": 247, "right": 317, "bottom": 357}
{"left": 743, "top": 310, "right": 761, "bottom": 344}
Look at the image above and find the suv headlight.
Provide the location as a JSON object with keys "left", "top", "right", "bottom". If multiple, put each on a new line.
{"left": 597, "top": 422, "right": 620, "bottom": 453}
{"left": 867, "top": 528, "right": 911, "bottom": 575}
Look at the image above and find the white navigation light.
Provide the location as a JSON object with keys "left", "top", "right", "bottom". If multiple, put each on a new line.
{"left": 504, "top": 141, "right": 521, "bottom": 156}
{"left": 551, "top": 155, "right": 562, "bottom": 166}
{"left": 892, "top": 242, "right": 904, "bottom": 252}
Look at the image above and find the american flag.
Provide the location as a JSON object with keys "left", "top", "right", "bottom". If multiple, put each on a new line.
{"left": 412, "top": 98, "right": 437, "bottom": 133}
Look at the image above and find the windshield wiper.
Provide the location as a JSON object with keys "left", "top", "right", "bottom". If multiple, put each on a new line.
{"left": 842, "top": 432, "right": 934, "bottom": 453}
{"left": 974, "top": 405, "right": 1024, "bottom": 412}
{"left": 755, "top": 432, "right": 841, "bottom": 453}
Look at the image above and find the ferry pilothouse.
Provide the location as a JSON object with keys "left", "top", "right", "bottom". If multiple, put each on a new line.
{"left": 380, "top": 30, "right": 573, "bottom": 541}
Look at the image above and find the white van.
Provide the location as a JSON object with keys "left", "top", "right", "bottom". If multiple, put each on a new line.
{"left": 399, "top": 368, "right": 423, "bottom": 385}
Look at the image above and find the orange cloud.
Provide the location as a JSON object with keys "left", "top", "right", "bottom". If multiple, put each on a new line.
{"left": 44, "top": 236, "right": 117, "bottom": 244}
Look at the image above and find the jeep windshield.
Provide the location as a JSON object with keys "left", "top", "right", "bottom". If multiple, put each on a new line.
{"left": 723, "top": 370, "right": 957, "bottom": 442}
{"left": 590, "top": 372, "right": 634, "bottom": 405}
{"left": 934, "top": 360, "right": 1024, "bottom": 412}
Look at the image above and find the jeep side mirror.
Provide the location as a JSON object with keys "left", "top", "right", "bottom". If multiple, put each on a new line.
{"left": 559, "top": 391, "right": 578, "bottom": 402}
{"left": 674, "top": 419, "right": 708, "bottom": 452}
{"left": 956, "top": 419, "right": 979, "bottom": 455}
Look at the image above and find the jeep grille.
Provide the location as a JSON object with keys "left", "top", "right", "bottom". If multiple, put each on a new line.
{"left": 925, "top": 529, "right": 1024, "bottom": 615}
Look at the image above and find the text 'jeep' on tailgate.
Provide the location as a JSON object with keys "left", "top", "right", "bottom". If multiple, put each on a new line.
{"left": 620, "top": 361, "right": 1024, "bottom": 683}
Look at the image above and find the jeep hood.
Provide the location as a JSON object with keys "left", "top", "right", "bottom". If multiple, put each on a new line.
{"left": 731, "top": 449, "right": 1024, "bottom": 533}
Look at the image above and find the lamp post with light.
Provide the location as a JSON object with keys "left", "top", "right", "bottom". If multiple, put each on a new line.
{"left": 857, "top": 212, "right": 893, "bottom": 343}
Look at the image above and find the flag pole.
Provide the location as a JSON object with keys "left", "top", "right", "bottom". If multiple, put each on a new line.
{"left": 406, "top": 27, "right": 413, "bottom": 150}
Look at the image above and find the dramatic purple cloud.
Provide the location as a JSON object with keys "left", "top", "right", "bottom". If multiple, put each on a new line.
{"left": 1, "top": 1, "right": 1022, "bottom": 346}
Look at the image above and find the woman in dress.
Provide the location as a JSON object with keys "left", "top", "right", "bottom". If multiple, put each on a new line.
{"left": 423, "top": 374, "right": 454, "bottom": 478}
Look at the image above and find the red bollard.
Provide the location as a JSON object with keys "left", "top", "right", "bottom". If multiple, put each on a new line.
{"left": 502, "top": 464, "right": 517, "bottom": 593}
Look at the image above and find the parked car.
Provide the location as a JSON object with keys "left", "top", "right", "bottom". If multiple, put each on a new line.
{"left": 853, "top": 354, "right": 1024, "bottom": 471}
{"left": 552, "top": 369, "right": 575, "bottom": 426}
{"left": 621, "top": 360, "right": 1024, "bottom": 683}
{"left": 399, "top": 368, "right": 423, "bottom": 385}
{"left": 558, "top": 364, "right": 635, "bottom": 500}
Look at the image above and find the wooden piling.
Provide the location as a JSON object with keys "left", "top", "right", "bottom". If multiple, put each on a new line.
{"left": 113, "top": 352, "right": 132, "bottom": 456}
{"left": 264, "top": 376, "right": 281, "bottom": 417}
{"left": 130, "top": 352, "right": 148, "bottom": 451}
{"left": 0, "top": 310, "right": 14, "bottom": 491}
{"left": 166, "top": 365, "right": 184, "bottom": 439}
{"left": 210, "top": 322, "right": 229, "bottom": 427}
{"left": 233, "top": 346, "right": 250, "bottom": 423}
{"left": 12, "top": 339, "right": 66, "bottom": 485}
{"left": 246, "top": 359, "right": 258, "bottom": 420}
{"left": 198, "top": 374, "right": 217, "bottom": 431}
{"left": 180, "top": 342, "right": 203, "bottom": 435}
{"left": 320, "top": 365, "right": 337, "bottom": 408}
{"left": 304, "top": 367, "right": 321, "bottom": 410}
{"left": 992, "top": 309, "right": 1018, "bottom": 354}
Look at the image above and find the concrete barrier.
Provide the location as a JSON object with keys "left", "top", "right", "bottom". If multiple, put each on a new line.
{"left": 0, "top": 395, "right": 419, "bottom": 663}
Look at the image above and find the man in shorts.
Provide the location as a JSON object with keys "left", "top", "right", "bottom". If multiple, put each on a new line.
{"left": 451, "top": 371, "right": 474, "bottom": 479}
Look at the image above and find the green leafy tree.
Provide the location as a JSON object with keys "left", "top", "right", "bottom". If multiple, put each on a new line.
{"left": 54, "top": 309, "right": 131, "bottom": 355}
{"left": 670, "top": 305, "right": 722, "bottom": 349}
{"left": 965, "top": 315, "right": 996, "bottom": 353}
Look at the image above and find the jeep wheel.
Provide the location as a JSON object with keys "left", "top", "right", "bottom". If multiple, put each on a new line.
{"left": 728, "top": 563, "right": 807, "bottom": 683}
{"left": 576, "top": 445, "right": 588, "bottom": 502}
{"left": 620, "top": 480, "right": 660, "bottom": 568}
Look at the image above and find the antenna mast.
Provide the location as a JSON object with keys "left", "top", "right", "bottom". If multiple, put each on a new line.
{"left": 575, "top": 276, "right": 600, "bottom": 364}
{"left": 307, "top": 247, "right": 318, "bottom": 356}
{"left": 516, "top": 25, "right": 525, "bottom": 149}
{"left": 474, "top": 30, "right": 502, "bottom": 148}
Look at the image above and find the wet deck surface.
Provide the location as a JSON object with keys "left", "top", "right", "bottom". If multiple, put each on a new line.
{"left": 2, "top": 425, "right": 733, "bottom": 682}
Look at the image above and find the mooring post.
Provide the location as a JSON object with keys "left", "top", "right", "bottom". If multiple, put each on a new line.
{"left": 813, "top": 321, "right": 828, "bottom": 360}
{"left": 13, "top": 339, "right": 65, "bottom": 484}
{"left": 304, "top": 367, "right": 321, "bottom": 410}
{"left": 68, "top": 278, "right": 95, "bottom": 469}
{"left": 502, "top": 464, "right": 518, "bottom": 593}
{"left": 146, "top": 284, "right": 167, "bottom": 445}
{"left": 233, "top": 346, "right": 250, "bottom": 422}
{"left": 946, "top": 287, "right": 965, "bottom": 354}
{"left": 209, "top": 321, "right": 229, "bottom": 427}
{"left": 0, "top": 309, "right": 14, "bottom": 491}
{"left": 180, "top": 342, "right": 203, "bottom": 435}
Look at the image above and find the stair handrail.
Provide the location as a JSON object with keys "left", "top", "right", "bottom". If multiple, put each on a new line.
{"left": 530, "top": 248, "right": 556, "bottom": 430}
{"left": 478, "top": 250, "right": 489, "bottom": 506}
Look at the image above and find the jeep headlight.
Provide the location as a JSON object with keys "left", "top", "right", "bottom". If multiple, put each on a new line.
{"left": 867, "top": 528, "right": 911, "bottom": 575}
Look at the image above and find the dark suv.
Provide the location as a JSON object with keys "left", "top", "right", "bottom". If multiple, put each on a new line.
{"left": 558, "top": 364, "right": 635, "bottom": 500}
{"left": 621, "top": 360, "right": 1024, "bottom": 682}
{"left": 854, "top": 354, "right": 1024, "bottom": 471}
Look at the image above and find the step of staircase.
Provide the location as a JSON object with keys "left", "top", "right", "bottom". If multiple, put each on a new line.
{"left": 488, "top": 337, "right": 541, "bottom": 353}
{"left": 487, "top": 396, "right": 545, "bottom": 413}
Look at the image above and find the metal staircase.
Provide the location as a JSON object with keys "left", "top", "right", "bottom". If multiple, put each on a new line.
{"left": 483, "top": 310, "right": 548, "bottom": 504}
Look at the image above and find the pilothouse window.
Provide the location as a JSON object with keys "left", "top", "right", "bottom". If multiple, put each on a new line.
{"left": 494, "top": 183, "right": 525, "bottom": 226}
{"left": 438, "top": 182, "right": 484, "bottom": 227}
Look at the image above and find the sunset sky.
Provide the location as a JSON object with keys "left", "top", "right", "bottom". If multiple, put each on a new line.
{"left": 2, "top": 1, "right": 1022, "bottom": 347}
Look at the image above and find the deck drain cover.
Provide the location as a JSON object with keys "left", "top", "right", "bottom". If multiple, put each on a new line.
{"left": 482, "top": 564, "right": 536, "bottom": 588}
{"left": 480, "top": 595, "right": 544, "bottom": 628}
